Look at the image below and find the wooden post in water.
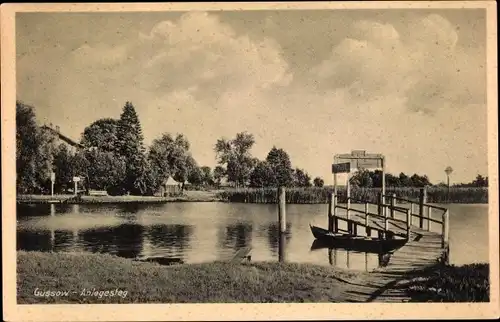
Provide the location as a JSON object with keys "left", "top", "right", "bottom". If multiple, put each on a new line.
{"left": 406, "top": 209, "right": 411, "bottom": 238}
{"left": 418, "top": 187, "right": 427, "bottom": 229}
{"left": 382, "top": 193, "right": 388, "bottom": 238}
{"left": 278, "top": 187, "right": 286, "bottom": 262}
{"left": 364, "top": 202, "right": 370, "bottom": 237}
{"left": 442, "top": 209, "right": 449, "bottom": 248}
{"left": 346, "top": 173, "right": 351, "bottom": 234}
{"left": 410, "top": 203, "right": 415, "bottom": 226}
{"left": 377, "top": 192, "right": 383, "bottom": 217}
{"left": 428, "top": 207, "right": 432, "bottom": 232}
{"left": 328, "top": 192, "right": 334, "bottom": 232}
{"left": 390, "top": 193, "right": 396, "bottom": 218}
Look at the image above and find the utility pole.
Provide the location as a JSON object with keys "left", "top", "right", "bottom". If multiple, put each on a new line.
{"left": 445, "top": 166, "right": 453, "bottom": 203}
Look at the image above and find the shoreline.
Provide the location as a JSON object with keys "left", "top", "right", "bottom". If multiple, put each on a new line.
{"left": 16, "top": 192, "right": 223, "bottom": 204}
{"left": 16, "top": 194, "right": 488, "bottom": 205}
{"left": 16, "top": 251, "right": 489, "bottom": 303}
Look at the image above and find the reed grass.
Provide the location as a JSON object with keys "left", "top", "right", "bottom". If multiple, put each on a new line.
{"left": 216, "top": 187, "right": 488, "bottom": 204}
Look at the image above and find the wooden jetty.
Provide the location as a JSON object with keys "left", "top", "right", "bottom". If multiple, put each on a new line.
{"left": 320, "top": 188, "right": 451, "bottom": 302}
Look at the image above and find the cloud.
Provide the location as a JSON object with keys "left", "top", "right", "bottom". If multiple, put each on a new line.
{"left": 133, "top": 11, "right": 292, "bottom": 96}
{"left": 16, "top": 11, "right": 487, "bottom": 183}
{"left": 70, "top": 43, "right": 129, "bottom": 67}
{"left": 310, "top": 14, "right": 485, "bottom": 115}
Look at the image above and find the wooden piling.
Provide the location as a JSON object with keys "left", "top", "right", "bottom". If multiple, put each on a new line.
{"left": 346, "top": 177, "right": 351, "bottom": 233}
{"left": 418, "top": 187, "right": 427, "bottom": 229}
{"left": 442, "top": 209, "right": 449, "bottom": 249}
{"left": 328, "top": 192, "right": 334, "bottom": 232}
{"left": 278, "top": 187, "right": 286, "bottom": 233}
{"left": 278, "top": 187, "right": 286, "bottom": 262}
{"left": 410, "top": 203, "right": 414, "bottom": 226}
{"left": 390, "top": 193, "right": 396, "bottom": 218}
{"left": 364, "top": 202, "right": 370, "bottom": 237}
{"left": 406, "top": 209, "right": 411, "bottom": 238}
{"left": 428, "top": 207, "right": 432, "bottom": 232}
{"left": 377, "top": 192, "right": 383, "bottom": 217}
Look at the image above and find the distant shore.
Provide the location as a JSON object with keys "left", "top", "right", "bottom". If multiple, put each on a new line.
{"left": 16, "top": 191, "right": 222, "bottom": 204}
{"left": 17, "top": 251, "right": 489, "bottom": 303}
{"left": 16, "top": 186, "right": 488, "bottom": 204}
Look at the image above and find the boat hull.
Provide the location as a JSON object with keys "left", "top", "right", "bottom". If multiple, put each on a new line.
{"left": 309, "top": 225, "right": 407, "bottom": 253}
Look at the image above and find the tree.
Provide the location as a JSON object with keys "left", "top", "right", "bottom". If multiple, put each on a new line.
{"left": 148, "top": 133, "right": 176, "bottom": 188}
{"left": 16, "top": 101, "right": 57, "bottom": 193}
{"left": 214, "top": 132, "right": 255, "bottom": 187}
{"left": 398, "top": 172, "right": 412, "bottom": 187}
{"left": 116, "top": 102, "right": 147, "bottom": 194}
{"left": 410, "top": 173, "right": 431, "bottom": 187}
{"left": 174, "top": 154, "right": 197, "bottom": 191}
{"left": 386, "top": 173, "right": 401, "bottom": 187}
{"left": 350, "top": 169, "right": 373, "bottom": 187}
{"left": 148, "top": 133, "right": 196, "bottom": 193}
{"left": 249, "top": 160, "right": 275, "bottom": 187}
{"left": 473, "top": 174, "right": 488, "bottom": 187}
{"left": 266, "top": 147, "right": 294, "bottom": 187}
{"left": 53, "top": 143, "right": 75, "bottom": 193}
{"left": 313, "top": 177, "right": 325, "bottom": 187}
{"left": 188, "top": 165, "right": 204, "bottom": 186}
{"left": 370, "top": 170, "right": 383, "bottom": 188}
{"left": 81, "top": 149, "right": 127, "bottom": 195}
{"left": 293, "top": 168, "right": 312, "bottom": 187}
{"left": 213, "top": 166, "right": 226, "bottom": 188}
{"left": 200, "top": 166, "right": 214, "bottom": 186}
{"left": 80, "top": 118, "right": 119, "bottom": 152}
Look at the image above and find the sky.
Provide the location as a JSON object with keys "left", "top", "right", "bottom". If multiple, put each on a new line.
{"left": 16, "top": 9, "right": 488, "bottom": 184}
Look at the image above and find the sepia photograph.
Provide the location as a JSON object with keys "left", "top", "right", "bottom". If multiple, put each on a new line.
{"left": 2, "top": 1, "right": 498, "bottom": 321}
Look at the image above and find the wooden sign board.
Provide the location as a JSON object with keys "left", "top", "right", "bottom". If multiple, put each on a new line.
{"left": 72, "top": 176, "right": 81, "bottom": 182}
{"left": 356, "top": 158, "right": 383, "bottom": 169}
{"left": 335, "top": 152, "right": 384, "bottom": 170}
{"left": 50, "top": 172, "right": 55, "bottom": 182}
{"left": 332, "top": 162, "right": 351, "bottom": 174}
{"left": 351, "top": 150, "right": 366, "bottom": 157}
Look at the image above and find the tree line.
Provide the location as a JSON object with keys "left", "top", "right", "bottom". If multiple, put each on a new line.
{"left": 17, "top": 101, "right": 209, "bottom": 195}
{"left": 16, "top": 100, "right": 487, "bottom": 195}
{"left": 16, "top": 101, "right": 323, "bottom": 195}
{"left": 348, "top": 169, "right": 488, "bottom": 188}
{"left": 214, "top": 132, "right": 324, "bottom": 188}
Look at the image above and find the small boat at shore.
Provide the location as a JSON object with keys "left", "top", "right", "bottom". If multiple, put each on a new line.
{"left": 309, "top": 224, "right": 407, "bottom": 253}
{"left": 134, "top": 256, "right": 184, "bottom": 266}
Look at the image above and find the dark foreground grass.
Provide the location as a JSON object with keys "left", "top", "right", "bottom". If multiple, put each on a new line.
{"left": 400, "top": 263, "right": 490, "bottom": 302}
{"left": 17, "top": 252, "right": 490, "bottom": 303}
{"left": 17, "top": 251, "right": 357, "bottom": 304}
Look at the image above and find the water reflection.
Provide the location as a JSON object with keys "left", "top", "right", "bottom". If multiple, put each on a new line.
{"left": 219, "top": 222, "right": 253, "bottom": 251}
{"left": 17, "top": 230, "right": 52, "bottom": 252}
{"left": 147, "top": 224, "right": 193, "bottom": 258}
{"left": 264, "top": 222, "right": 292, "bottom": 256}
{"left": 16, "top": 202, "right": 488, "bottom": 268}
{"left": 311, "top": 241, "right": 394, "bottom": 272}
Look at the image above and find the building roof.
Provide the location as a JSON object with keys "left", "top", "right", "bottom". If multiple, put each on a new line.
{"left": 41, "top": 125, "right": 84, "bottom": 149}
{"left": 164, "top": 176, "right": 181, "bottom": 186}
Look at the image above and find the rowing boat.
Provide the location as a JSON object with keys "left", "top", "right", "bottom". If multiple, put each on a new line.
{"left": 309, "top": 224, "right": 407, "bottom": 253}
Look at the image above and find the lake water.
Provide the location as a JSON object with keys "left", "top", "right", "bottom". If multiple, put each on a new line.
{"left": 16, "top": 202, "right": 489, "bottom": 271}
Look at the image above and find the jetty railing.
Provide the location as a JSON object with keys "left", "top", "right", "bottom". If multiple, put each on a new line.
{"left": 383, "top": 189, "right": 449, "bottom": 249}
{"left": 328, "top": 187, "right": 449, "bottom": 250}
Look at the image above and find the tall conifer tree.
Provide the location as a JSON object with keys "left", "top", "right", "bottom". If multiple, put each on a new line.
{"left": 116, "top": 101, "right": 147, "bottom": 194}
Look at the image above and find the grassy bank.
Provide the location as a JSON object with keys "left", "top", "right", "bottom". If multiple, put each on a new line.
{"left": 400, "top": 263, "right": 490, "bottom": 302}
{"left": 216, "top": 187, "right": 488, "bottom": 204}
{"left": 17, "top": 251, "right": 489, "bottom": 303}
{"left": 17, "top": 251, "right": 355, "bottom": 303}
{"left": 16, "top": 190, "right": 221, "bottom": 204}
